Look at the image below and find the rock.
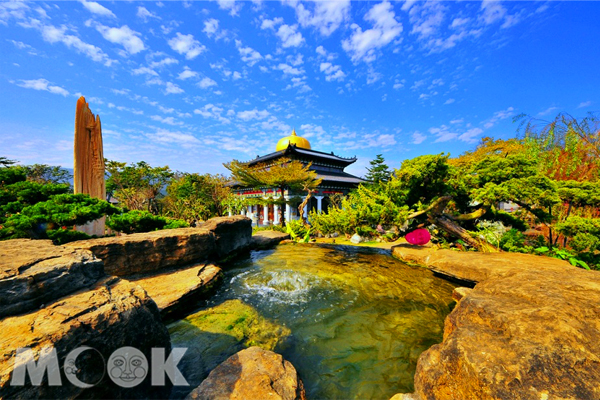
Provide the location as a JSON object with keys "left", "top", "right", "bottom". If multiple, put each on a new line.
{"left": 411, "top": 267, "right": 600, "bottom": 400}
{"left": 168, "top": 299, "right": 291, "bottom": 398}
{"left": 185, "top": 347, "right": 305, "bottom": 400}
{"left": 390, "top": 244, "right": 600, "bottom": 399}
{"left": 201, "top": 216, "right": 252, "bottom": 260}
{"left": 128, "top": 263, "right": 223, "bottom": 320}
{"left": 331, "top": 232, "right": 339, "bottom": 238}
{"left": 0, "top": 239, "right": 104, "bottom": 318}
{"left": 67, "top": 216, "right": 251, "bottom": 276}
{"left": 392, "top": 244, "right": 573, "bottom": 284}
{"left": 350, "top": 233, "right": 364, "bottom": 244}
{"left": 451, "top": 287, "right": 471, "bottom": 302}
{"left": 0, "top": 277, "right": 171, "bottom": 399}
{"left": 251, "top": 231, "right": 290, "bottom": 250}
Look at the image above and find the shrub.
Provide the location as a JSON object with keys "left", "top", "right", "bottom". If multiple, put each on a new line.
{"left": 47, "top": 229, "right": 92, "bottom": 245}
{"left": 107, "top": 210, "right": 188, "bottom": 234}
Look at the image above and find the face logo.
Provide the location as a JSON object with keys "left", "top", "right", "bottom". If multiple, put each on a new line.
{"left": 107, "top": 347, "right": 148, "bottom": 388}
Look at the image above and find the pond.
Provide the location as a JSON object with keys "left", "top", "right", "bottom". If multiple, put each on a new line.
{"left": 168, "top": 244, "right": 456, "bottom": 399}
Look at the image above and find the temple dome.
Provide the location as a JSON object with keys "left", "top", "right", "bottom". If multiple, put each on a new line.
{"left": 276, "top": 129, "right": 311, "bottom": 152}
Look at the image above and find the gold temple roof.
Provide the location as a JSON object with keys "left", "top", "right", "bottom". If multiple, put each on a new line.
{"left": 275, "top": 129, "right": 311, "bottom": 152}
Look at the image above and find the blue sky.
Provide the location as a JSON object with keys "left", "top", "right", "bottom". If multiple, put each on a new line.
{"left": 1, "top": 1, "right": 599, "bottom": 177}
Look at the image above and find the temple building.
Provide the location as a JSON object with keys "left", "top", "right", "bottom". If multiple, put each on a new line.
{"left": 229, "top": 129, "right": 365, "bottom": 225}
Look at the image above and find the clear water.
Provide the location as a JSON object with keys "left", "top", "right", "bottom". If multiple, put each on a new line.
{"left": 169, "top": 244, "right": 456, "bottom": 400}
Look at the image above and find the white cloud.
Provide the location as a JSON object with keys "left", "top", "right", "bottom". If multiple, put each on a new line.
{"left": 237, "top": 108, "right": 270, "bottom": 121}
{"left": 194, "top": 104, "right": 231, "bottom": 124}
{"left": 149, "top": 57, "right": 178, "bottom": 69}
{"left": 444, "top": 98, "right": 455, "bottom": 105}
{"left": 480, "top": 0, "right": 506, "bottom": 26}
{"left": 16, "top": 78, "right": 69, "bottom": 96}
{"left": 292, "top": 0, "right": 350, "bottom": 36}
{"left": 412, "top": 131, "right": 426, "bottom": 144}
{"left": 458, "top": 127, "right": 484, "bottom": 143}
{"left": 164, "top": 82, "right": 184, "bottom": 94}
{"left": 235, "top": 40, "right": 262, "bottom": 66}
{"left": 28, "top": 22, "right": 115, "bottom": 66}
{"left": 216, "top": 0, "right": 242, "bottom": 16}
{"left": 96, "top": 24, "right": 145, "bottom": 54}
{"left": 132, "top": 66, "right": 158, "bottom": 76}
{"left": 342, "top": 1, "right": 403, "bottom": 63}
{"left": 177, "top": 67, "right": 198, "bottom": 80}
{"left": 483, "top": 106, "right": 514, "bottom": 128}
{"left": 578, "top": 101, "right": 592, "bottom": 108}
{"left": 150, "top": 115, "right": 181, "bottom": 126}
{"left": 137, "top": 6, "right": 159, "bottom": 22}
{"left": 276, "top": 24, "right": 304, "bottom": 48}
{"left": 450, "top": 17, "right": 469, "bottom": 29}
{"left": 232, "top": 71, "right": 242, "bottom": 80}
{"left": 203, "top": 18, "right": 219, "bottom": 37}
{"left": 393, "top": 79, "right": 405, "bottom": 90}
{"left": 276, "top": 63, "right": 303, "bottom": 76}
{"left": 198, "top": 77, "right": 217, "bottom": 89}
{"left": 315, "top": 45, "right": 336, "bottom": 61}
{"left": 261, "top": 17, "right": 283, "bottom": 30}
{"left": 80, "top": 1, "right": 115, "bottom": 18}
{"left": 147, "top": 128, "right": 200, "bottom": 146}
{"left": 168, "top": 33, "right": 206, "bottom": 60}
{"left": 320, "top": 62, "right": 346, "bottom": 82}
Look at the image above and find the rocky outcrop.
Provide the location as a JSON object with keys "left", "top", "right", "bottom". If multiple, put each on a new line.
{"left": 129, "top": 263, "right": 223, "bottom": 320}
{"left": 185, "top": 347, "right": 305, "bottom": 400}
{"left": 392, "top": 243, "right": 571, "bottom": 284}
{"left": 0, "top": 277, "right": 171, "bottom": 399}
{"left": 391, "top": 244, "right": 600, "bottom": 400}
{"left": 250, "top": 230, "right": 290, "bottom": 250}
{"left": 201, "top": 216, "right": 253, "bottom": 259}
{"left": 0, "top": 239, "right": 104, "bottom": 318}
{"left": 67, "top": 216, "right": 252, "bottom": 276}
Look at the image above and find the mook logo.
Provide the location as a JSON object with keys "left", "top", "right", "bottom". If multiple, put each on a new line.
{"left": 11, "top": 346, "right": 188, "bottom": 388}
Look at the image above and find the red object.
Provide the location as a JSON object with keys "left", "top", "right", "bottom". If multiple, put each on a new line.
{"left": 405, "top": 228, "right": 431, "bottom": 246}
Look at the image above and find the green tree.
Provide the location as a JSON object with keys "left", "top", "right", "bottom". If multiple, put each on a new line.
{"left": 224, "top": 158, "right": 321, "bottom": 227}
{"left": 163, "top": 173, "right": 232, "bottom": 224}
{"left": 105, "top": 160, "right": 174, "bottom": 214}
{"left": 106, "top": 210, "right": 188, "bottom": 234}
{"left": 24, "top": 164, "right": 72, "bottom": 185}
{"left": 365, "top": 154, "right": 392, "bottom": 186}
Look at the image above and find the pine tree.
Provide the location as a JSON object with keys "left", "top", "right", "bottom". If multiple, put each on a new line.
{"left": 365, "top": 154, "right": 392, "bottom": 185}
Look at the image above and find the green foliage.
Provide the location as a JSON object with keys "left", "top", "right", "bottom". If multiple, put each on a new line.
{"left": 107, "top": 210, "right": 188, "bottom": 234}
{"left": 163, "top": 173, "right": 231, "bottom": 223}
{"left": 535, "top": 246, "right": 591, "bottom": 270}
{"left": 286, "top": 219, "right": 309, "bottom": 241}
{"left": 1, "top": 193, "right": 119, "bottom": 240}
{"left": 105, "top": 160, "right": 174, "bottom": 213}
{"left": 309, "top": 184, "right": 409, "bottom": 236}
{"left": 499, "top": 228, "right": 527, "bottom": 252}
{"left": 253, "top": 225, "right": 287, "bottom": 233}
{"left": 24, "top": 164, "right": 72, "bottom": 185}
{"left": 365, "top": 154, "right": 392, "bottom": 186}
{"left": 390, "top": 154, "right": 451, "bottom": 208}
{"left": 47, "top": 229, "right": 92, "bottom": 245}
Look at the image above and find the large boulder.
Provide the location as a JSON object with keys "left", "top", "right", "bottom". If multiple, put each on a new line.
{"left": 201, "top": 216, "right": 252, "bottom": 259}
{"left": 67, "top": 216, "right": 252, "bottom": 276}
{"left": 0, "top": 276, "right": 171, "bottom": 399}
{"left": 412, "top": 267, "right": 600, "bottom": 399}
{"left": 0, "top": 239, "right": 104, "bottom": 318}
{"left": 128, "top": 262, "right": 223, "bottom": 320}
{"left": 392, "top": 243, "right": 572, "bottom": 284}
{"left": 250, "top": 230, "right": 290, "bottom": 250}
{"left": 66, "top": 227, "right": 215, "bottom": 276}
{"left": 390, "top": 244, "right": 600, "bottom": 399}
{"left": 185, "top": 347, "right": 305, "bottom": 400}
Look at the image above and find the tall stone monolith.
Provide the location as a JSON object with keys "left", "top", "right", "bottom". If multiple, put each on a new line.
{"left": 74, "top": 96, "right": 106, "bottom": 236}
